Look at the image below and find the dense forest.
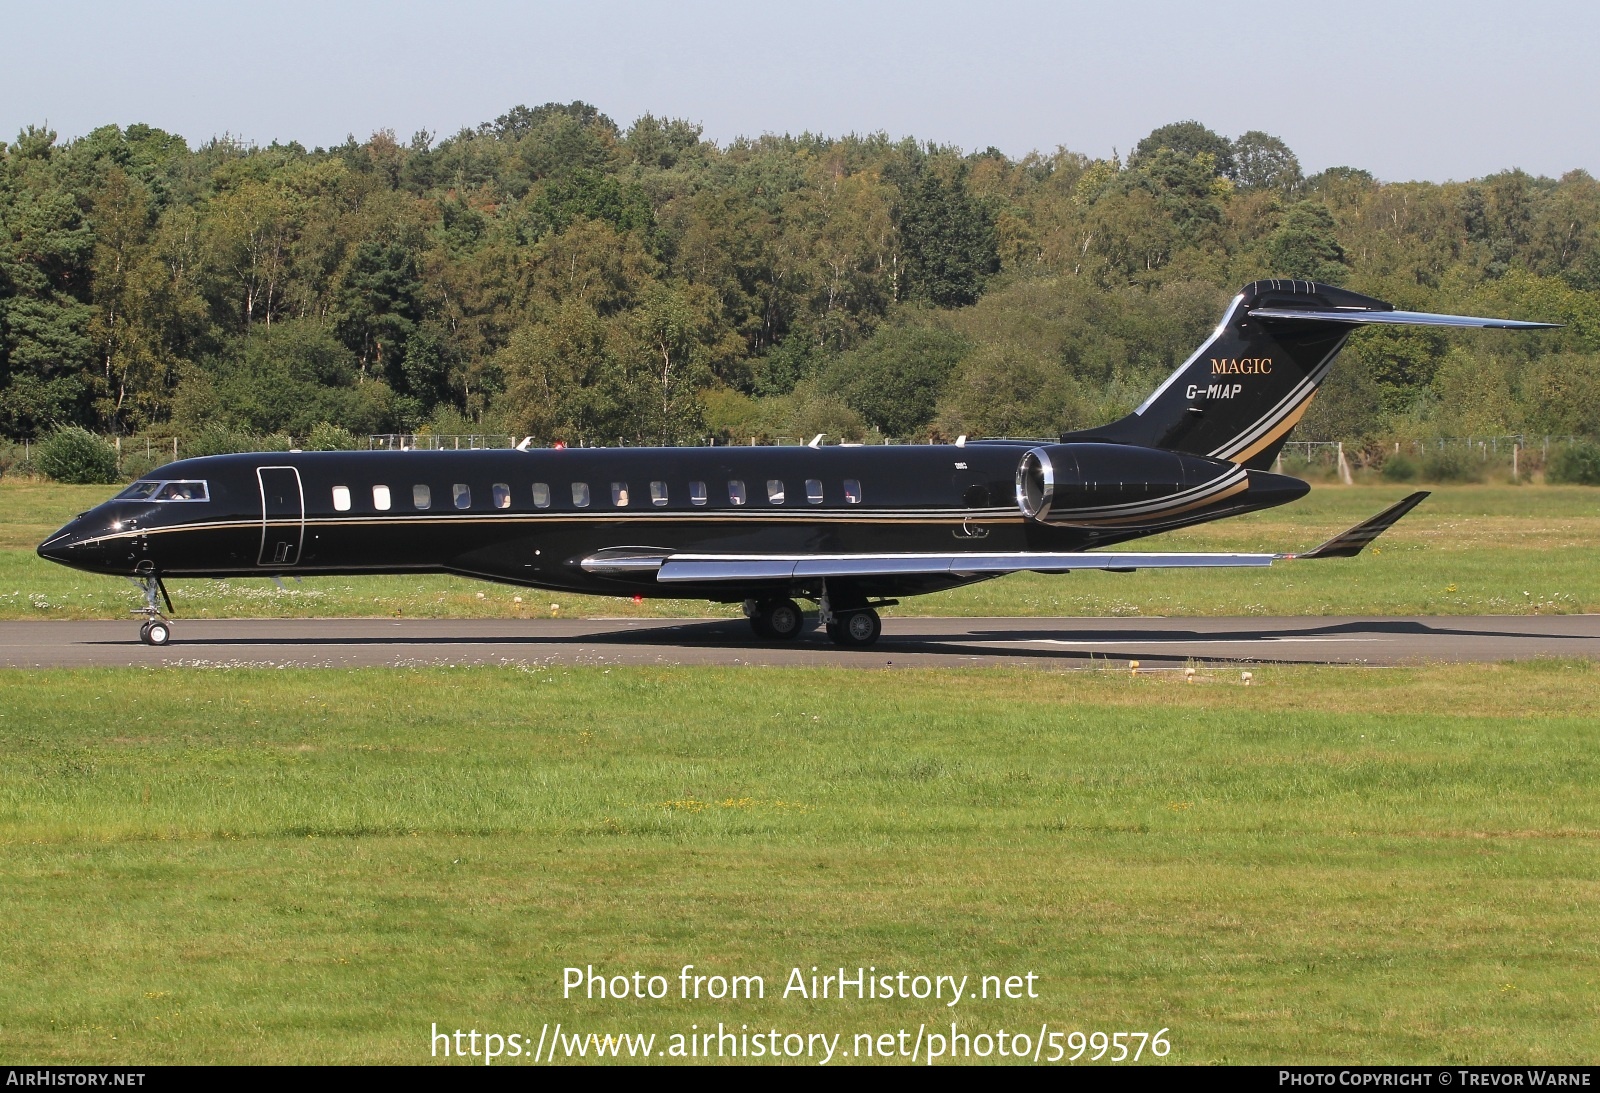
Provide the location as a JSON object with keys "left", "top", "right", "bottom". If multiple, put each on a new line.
{"left": 3, "top": 104, "right": 1600, "bottom": 454}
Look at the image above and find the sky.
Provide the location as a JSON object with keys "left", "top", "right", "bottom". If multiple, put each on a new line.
{"left": 3, "top": 0, "right": 1596, "bottom": 182}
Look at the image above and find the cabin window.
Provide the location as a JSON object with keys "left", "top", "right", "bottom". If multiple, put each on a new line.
{"left": 572, "top": 482, "right": 591, "bottom": 508}
{"left": 493, "top": 483, "right": 511, "bottom": 509}
{"left": 689, "top": 480, "right": 707, "bottom": 506}
{"left": 767, "top": 479, "right": 785, "bottom": 504}
{"left": 332, "top": 486, "right": 352, "bottom": 512}
{"left": 453, "top": 483, "right": 471, "bottom": 510}
{"left": 532, "top": 482, "right": 551, "bottom": 509}
{"left": 372, "top": 485, "right": 391, "bottom": 511}
{"left": 728, "top": 480, "right": 746, "bottom": 506}
{"left": 611, "top": 482, "right": 630, "bottom": 507}
{"left": 413, "top": 484, "right": 432, "bottom": 510}
{"left": 806, "top": 479, "right": 824, "bottom": 504}
{"left": 650, "top": 481, "right": 669, "bottom": 506}
{"left": 843, "top": 478, "right": 862, "bottom": 504}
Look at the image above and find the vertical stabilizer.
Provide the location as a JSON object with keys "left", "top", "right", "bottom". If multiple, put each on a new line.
{"left": 1069, "top": 280, "right": 1373, "bottom": 468}
{"left": 1071, "top": 280, "right": 1557, "bottom": 469}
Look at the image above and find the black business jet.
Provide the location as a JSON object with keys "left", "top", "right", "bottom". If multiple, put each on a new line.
{"left": 38, "top": 280, "right": 1553, "bottom": 647}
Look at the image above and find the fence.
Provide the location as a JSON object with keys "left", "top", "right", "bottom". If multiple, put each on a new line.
{"left": 1274, "top": 436, "right": 1593, "bottom": 483}
{"left": 368, "top": 434, "right": 516, "bottom": 451}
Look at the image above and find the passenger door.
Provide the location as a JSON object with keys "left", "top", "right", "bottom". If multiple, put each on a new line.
{"left": 257, "top": 466, "right": 304, "bottom": 566}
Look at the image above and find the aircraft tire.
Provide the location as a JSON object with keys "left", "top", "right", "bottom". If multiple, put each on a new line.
{"left": 145, "top": 621, "right": 171, "bottom": 646}
{"left": 760, "top": 598, "right": 805, "bottom": 641}
{"left": 830, "top": 608, "right": 881, "bottom": 647}
{"left": 139, "top": 621, "right": 153, "bottom": 644}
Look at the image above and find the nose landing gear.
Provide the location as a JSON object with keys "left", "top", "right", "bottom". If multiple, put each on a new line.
{"left": 131, "top": 574, "right": 174, "bottom": 646}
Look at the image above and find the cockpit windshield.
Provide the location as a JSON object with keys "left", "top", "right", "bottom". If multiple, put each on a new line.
{"left": 116, "top": 480, "right": 209, "bottom": 502}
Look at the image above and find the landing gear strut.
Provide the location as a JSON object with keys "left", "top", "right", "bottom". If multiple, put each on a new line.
{"left": 132, "top": 574, "right": 173, "bottom": 646}
{"left": 817, "top": 582, "right": 886, "bottom": 648}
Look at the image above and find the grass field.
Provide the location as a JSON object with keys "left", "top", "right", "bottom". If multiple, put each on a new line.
{"left": 5, "top": 480, "right": 1600, "bottom": 621}
{"left": 1, "top": 662, "right": 1597, "bottom": 1064}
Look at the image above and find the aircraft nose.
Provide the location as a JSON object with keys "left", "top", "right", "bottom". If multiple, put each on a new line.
{"left": 37, "top": 528, "right": 77, "bottom": 563}
{"left": 37, "top": 516, "right": 106, "bottom": 567}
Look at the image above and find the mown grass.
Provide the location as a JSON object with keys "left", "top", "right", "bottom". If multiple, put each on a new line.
{"left": 5, "top": 480, "right": 1599, "bottom": 620}
{"left": 1, "top": 662, "right": 1597, "bottom": 1064}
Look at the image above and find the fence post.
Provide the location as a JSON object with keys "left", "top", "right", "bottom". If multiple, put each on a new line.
{"left": 1512, "top": 443, "right": 1519, "bottom": 482}
{"left": 1336, "top": 441, "right": 1354, "bottom": 485}
{"left": 173, "top": 437, "right": 178, "bottom": 460}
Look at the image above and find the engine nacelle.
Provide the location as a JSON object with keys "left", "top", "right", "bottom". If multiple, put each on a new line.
{"left": 1015, "top": 443, "right": 1248, "bottom": 526}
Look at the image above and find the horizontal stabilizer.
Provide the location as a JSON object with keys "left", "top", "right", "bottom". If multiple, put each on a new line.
{"left": 1248, "top": 307, "right": 1558, "bottom": 330}
{"left": 1284, "top": 491, "right": 1431, "bottom": 560}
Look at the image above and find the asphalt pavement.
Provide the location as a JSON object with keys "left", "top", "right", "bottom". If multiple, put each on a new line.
{"left": 2, "top": 614, "right": 1599, "bottom": 669}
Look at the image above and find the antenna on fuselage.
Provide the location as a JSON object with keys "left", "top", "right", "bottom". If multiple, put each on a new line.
{"left": 808, "top": 434, "right": 824, "bottom": 448}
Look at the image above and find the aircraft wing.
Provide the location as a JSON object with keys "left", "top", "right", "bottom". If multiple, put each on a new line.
{"left": 581, "top": 493, "right": 1429, "bottom": 582}
{"left": 651, "top": 551, "right": 1275, "bottom": 582}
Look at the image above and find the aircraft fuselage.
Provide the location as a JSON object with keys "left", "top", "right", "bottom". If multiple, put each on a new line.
{"left": 38, "top": 442, "right": 1307, "bottom": 606}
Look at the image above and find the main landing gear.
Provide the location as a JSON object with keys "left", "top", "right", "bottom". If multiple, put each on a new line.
{"left": 826, "top": 608, "right": 881, "bottom": 647}
{"left": 746, "top": 597, "right": 806, "bottom": 641}
{"left": 743, "top": 594, "right": 886, "bottom": 647}
{"left": 131, "top": 574, "right": 174, "bottom": 646}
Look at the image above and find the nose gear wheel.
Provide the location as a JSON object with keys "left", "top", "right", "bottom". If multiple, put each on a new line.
{"left": 131, "top": 575, "right": 174, "bottom": 646}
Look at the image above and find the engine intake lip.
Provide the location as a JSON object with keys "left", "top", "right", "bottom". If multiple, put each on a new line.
{"left": 1016, "top": 448, "right": 1055, "bottom": 522}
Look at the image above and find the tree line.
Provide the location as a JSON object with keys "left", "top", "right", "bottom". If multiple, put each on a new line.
{"left": 3, "top": 107, "right": 1599, "bottom": 451}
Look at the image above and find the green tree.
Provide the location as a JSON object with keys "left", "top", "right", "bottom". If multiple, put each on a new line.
{"left": 1131, "top": 121, "right": 1235, "bottom": 177}
{"left": 820, "top": 324, "right": 970, "bottom": 436}
{"left": 892, "top": 163, "right": 998, "bottom": 307}
{"left": 1264, "top": 201, "right": 1347, "bottom": 283}
{"left": 332, "top": 241, "right": 424, "bottom": 381}
{"left": 1231, "top": 131, "right": 1301, "bottom": 192}
{"left": 36, "top": 426, "right": 118, "bottom": 483}
{"left": 0, "top": 129, "right": 96, "bottom": 435}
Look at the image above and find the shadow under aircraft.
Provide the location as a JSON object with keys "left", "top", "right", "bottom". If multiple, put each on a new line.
{"left": 38, "top": 280, "right": 1554, "bottom": 648}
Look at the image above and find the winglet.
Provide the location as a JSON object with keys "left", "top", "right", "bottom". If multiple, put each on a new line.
{"left": 1283, "top": 491, "right": 1430, "bottom": 559}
